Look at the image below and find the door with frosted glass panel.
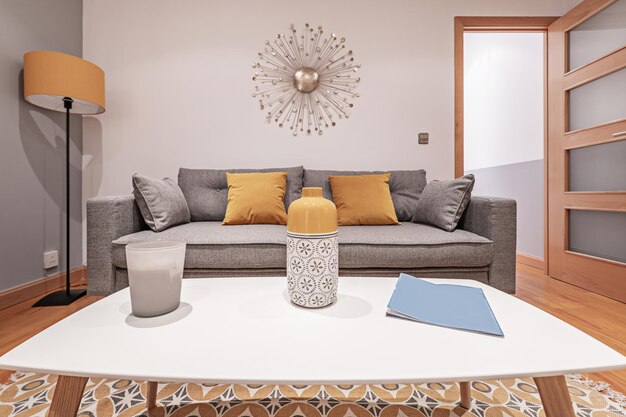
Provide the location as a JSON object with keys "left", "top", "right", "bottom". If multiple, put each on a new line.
{"left": 547, "top": 0, "right": 626, "bottom": 302}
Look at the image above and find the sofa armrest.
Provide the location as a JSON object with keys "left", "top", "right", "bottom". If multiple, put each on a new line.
{"left": 87, "top": 195, "right": 145, "bottom": 295}
{"left": 457, "top": 196, "right": 517, "bottom": 293}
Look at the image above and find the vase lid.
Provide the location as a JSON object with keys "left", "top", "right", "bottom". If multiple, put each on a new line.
{"left": 287, "top": 187, "right": 337, "bottom": 233}
{"left": 302, "top": 187, "right": 323, "bottom": 197}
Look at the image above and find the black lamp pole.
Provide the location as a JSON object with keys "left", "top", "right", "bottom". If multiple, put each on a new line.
{"left": 33, "top": 97, "right": 86, "bottom": 306}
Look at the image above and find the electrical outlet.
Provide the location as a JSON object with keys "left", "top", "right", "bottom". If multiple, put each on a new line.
{"left": 418, "top": 132, "right": 429, "bottom": 144}
{"left": 43, "top": 251, "right": 58, "bottom": 269}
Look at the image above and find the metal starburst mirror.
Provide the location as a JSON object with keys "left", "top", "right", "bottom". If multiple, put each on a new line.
{"left": 252, "top": 23, "right": 361, "bottom": 136}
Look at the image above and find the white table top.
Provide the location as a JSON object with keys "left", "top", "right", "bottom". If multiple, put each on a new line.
{"left": 1, "top": 277, "right": 624, "bottom": 384}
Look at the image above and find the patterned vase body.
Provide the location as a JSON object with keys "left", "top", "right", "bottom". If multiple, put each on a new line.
{"left": 287, "top": 187, "right": 338, "bottom": 308}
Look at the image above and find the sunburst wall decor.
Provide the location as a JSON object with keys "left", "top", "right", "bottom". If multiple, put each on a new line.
{"left": 252, "top": 23, "right": 361, "bottom": 136}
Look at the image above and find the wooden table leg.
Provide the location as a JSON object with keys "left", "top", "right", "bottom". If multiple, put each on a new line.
{"left": 534, "top": 375, "right": 576, "bottom": 417}
{"left": 147, "top": 381, "right": 158, "bottom": 409}
{"left": 459, "top": 381, "right": 472, "bottom": 409}
{"left": 49, "top": 375, "right": 88, "bottom": 417}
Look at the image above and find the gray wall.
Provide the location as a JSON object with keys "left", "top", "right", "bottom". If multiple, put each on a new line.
{"left": 466, "top": 159, "right": 544, "bottom": 259}
{"left": 0, "top": 0, "right": 83, "bottom": 292}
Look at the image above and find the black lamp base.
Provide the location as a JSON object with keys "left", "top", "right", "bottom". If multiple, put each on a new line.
{"left": 33, "top": 289, "right": 86, "bottom": 307}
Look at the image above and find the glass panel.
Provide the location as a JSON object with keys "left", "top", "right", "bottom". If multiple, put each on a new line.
{"left": 569, "top": 210, "right": 626, "bottom": 263}
{"left": 569, "top": 139, "right": 626, "bottom": 191}
{"left": 568, "top": 68, "right": 626, "bottom": 131}
{"left": 568, "top": 0, "right": 626, "bottom": 71}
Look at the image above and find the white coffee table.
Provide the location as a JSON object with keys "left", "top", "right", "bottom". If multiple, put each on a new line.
{"left": 1, "top": 277, "right": 624, "bottom": 417}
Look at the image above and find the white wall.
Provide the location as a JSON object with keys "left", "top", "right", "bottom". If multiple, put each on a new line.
{"left": 463, "top": 33, "right": 544, "bottom": 171}
{"left": 463, "top": 32, "right": 545, "bottom": 258}
{"left": 81, "top": 0, "right": 575, "bottom": 259}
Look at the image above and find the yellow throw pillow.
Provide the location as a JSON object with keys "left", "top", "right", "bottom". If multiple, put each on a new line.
{"left": 223, "top": 172, "right": 288, "bottom": 225}
{"left": 329, "top": 173, "right": 399, "bottom": 226}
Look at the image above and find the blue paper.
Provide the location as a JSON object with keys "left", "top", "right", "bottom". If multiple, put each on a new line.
{"left": 387, "top": 274, "right": 504, "bottom": 337}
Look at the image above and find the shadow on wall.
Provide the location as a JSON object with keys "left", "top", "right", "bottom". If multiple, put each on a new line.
{"left": 17, "top": 70, "right": 82, "bottom": 223}
{"left": 82, "top": 116, "right": 103, "bottom": 201}
{"left": 81, "top": 116, "right": 103, "bottom": 263}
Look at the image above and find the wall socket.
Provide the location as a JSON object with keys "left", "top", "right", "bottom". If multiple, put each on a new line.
{"left": 43, "top": 251, "right": 59, "bottom": 269}
{"left": 418, "top": 132, "right": 429, "bottom": 144}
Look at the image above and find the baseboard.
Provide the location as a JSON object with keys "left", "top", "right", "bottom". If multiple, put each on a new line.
{"left": 516, "top": 253, "right": 545, "bottom": 271}
{"left": 0, "top": 266, "right": 87, "bottom": 311}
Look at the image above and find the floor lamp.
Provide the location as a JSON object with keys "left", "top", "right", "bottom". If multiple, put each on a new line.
{"left": 24, "top": 51, "right": 106, "bottom": 306}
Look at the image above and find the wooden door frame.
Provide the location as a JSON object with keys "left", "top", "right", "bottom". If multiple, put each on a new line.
{"left": 454, "top": 16, "right": 558, "bottom": 272}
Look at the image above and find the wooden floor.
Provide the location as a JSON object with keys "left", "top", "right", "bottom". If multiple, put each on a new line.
{"left": 1, "top": 263, "right": 625, "bottom": 394}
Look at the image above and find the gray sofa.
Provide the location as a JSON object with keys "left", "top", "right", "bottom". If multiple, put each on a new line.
{"left": 87, "top": 167, "right": 517, "bottom": 295}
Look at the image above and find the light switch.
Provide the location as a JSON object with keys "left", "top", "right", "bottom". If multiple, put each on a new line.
{"left": 418, "top": 132, "right": 429, "bottom": 144}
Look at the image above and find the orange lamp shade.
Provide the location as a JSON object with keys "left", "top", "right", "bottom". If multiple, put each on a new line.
{"left": 24, "top": 50, "right": 105, "bottom": 115}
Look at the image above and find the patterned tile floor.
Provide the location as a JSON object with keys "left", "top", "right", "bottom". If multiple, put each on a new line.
{"left": 0, "top": 372, "right": 625, "bottom": 417}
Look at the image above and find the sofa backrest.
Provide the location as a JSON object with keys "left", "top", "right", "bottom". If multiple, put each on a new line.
{"left": 178, "top": 167, "right": 427, "bottom": 223}
{"left": 303, "top": 169, "right": 427, "bottom": 222}
{"left": 178, "top": 166, "right": 303, "bottom": 221}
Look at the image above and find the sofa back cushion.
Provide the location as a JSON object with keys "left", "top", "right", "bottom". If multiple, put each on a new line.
{"left": 329, "top": 173, "right": 399, "bottom": 225}
{"left": 223, "top": 172, "right": 289, "bottom": 225}
{"left": 412, "top": 174, "right": 475, "bottom": 232}
{"left": 132, "top": 174, "right": 190, "bottom": 232}
{"left": 303, "top": 169, "right": 427, "bottom": 222}
{"left": 179, "top": 166, "right": 303, "bottom": 221}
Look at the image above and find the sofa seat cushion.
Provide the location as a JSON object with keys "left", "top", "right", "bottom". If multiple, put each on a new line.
{"left": 338, "top": 223, "right": 493, "bottom": 268}
{"left": 112, "top": 222, "right": 493, "bottom": 270}
{"left": 113, "top": 223, "right": 287, "bottom": 270}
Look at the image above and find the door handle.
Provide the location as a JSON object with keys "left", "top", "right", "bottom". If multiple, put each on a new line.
{"left": 612, "top": 130, "right": 626, "bottom": 137}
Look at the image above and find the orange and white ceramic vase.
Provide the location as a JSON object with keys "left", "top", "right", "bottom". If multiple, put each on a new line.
{"left": 287, "top": 187, "right": 338, "bottom": 308}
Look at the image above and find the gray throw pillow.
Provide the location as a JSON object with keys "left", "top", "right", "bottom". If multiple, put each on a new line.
{"left": 178, "top": 166, "right": 303, "bottom": 221}
{"left": 132, "top": 174, "right": 191, "bottom": 232}
{"left": 303, "top": 169, "right": 427, "bottom": 221}
{"left": 411, "top": 174, "right": 475, "bottom": 232}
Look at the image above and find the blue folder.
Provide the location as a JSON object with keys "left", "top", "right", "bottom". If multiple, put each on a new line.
{"left": 386, "top": 274, "right": 504, "bottom": 337}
